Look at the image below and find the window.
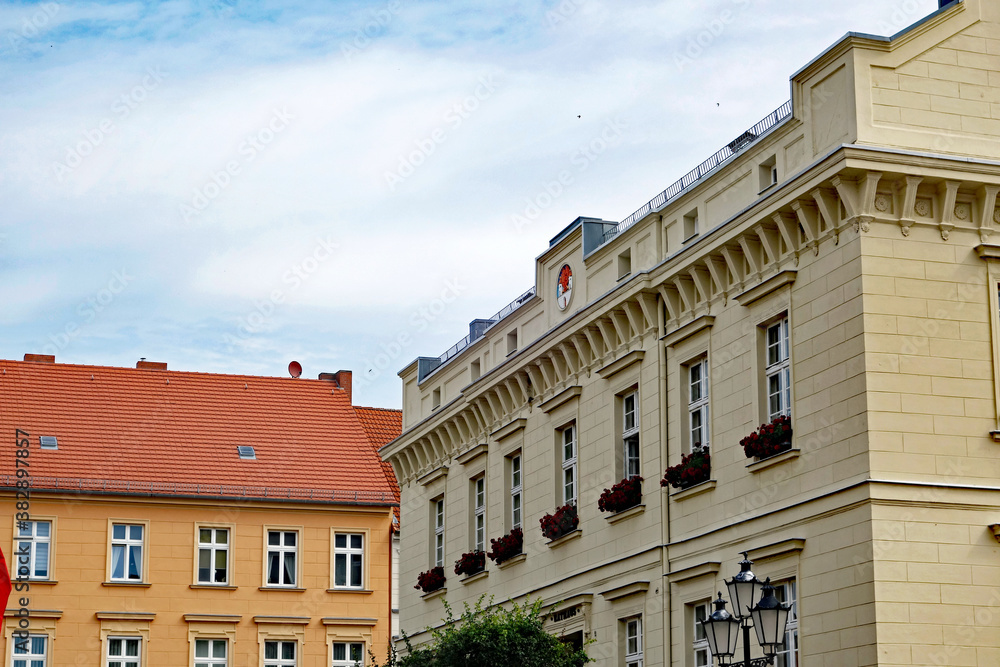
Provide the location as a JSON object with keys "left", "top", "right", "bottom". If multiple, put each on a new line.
{"left": 12, "top": 635, "right": 47, "bottom": 667}
{"left": 693, "top": 602, "right": 711, "bottom": 667}
{"left": 198, "top": 528, "right": 229, "bottom": 585}
{"left": 765, "top": 318, "right": 791, "bottom": 420}
{"left": 111, "top": 523, "right": 144, "bottom": 581}
{"left": 774, "top": 581, "right": 799, "bottom": 667}
{"left": 266, "top": 530, "right": 297, "bottom": 587}
{"left": 560, "top": 425, "right": 577, "bottom": 505}
{"left": 107, "top": 637, "right": 141, "bottom": 667}
{"left": 471, "top": 359, "right": 481, "bottom": 381}
{"left": 622, "top": 392, "right": 640, "bottom": 477}
{"left": 510, "top": 454, "right": 522, "bottom": 531}
{"left": 332, "top": 642, "right": 364, "bottom": 667}
{"left": 507, "top": 330, "right": 518, "bottom": 355}
{"left": 432, "top": 388, "right": 441, "bottom": 410}
{"left": 264, "top": 640, "right": 296, "bottom": 667}
{"left": 684, "top": 209, "right": 698, "bottom": 240}
{"left": 17, "top": 520, "right": 51, "bottom": 580}
{"left": 433, "top": 498, "right": 445, "bottom": 567}
{"left": 194, "top": 638, "right": 227, "bottom": 667}
{"left": 334, "top": 533, "right": 364, "bottom": 589}
{"left": 759, "top": 155, "right": 778, "bottom": 192}
{"left": 472, "top": 476, "right": 486, "bottom": 552}
{"left": 625, "top": 616, "right": 643, "bottom": 667}
{"left": 618, "top": 249, "right": 632, "bottom": 279}
{"left": 688, "top": 358, "right": 710, "bottom": 451}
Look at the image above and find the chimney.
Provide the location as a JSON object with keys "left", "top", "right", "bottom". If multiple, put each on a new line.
{"left": 319, "top": 370, "right": 352, "bottom": 403}
{"left": 136, "top": 360, "right": 168, "bottom": 370}
{"left": 24, "top": 354, "right": 55, "bottom": 363}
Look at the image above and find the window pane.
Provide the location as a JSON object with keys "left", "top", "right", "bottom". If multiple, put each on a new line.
{"left": 350, "top": 644, "right": 363, "bottom": 660}
{"left": 282, "top": 642, "right": 295, "bottom": 659}
{"left": 34, "top": 543, "right": 49, "bottom": 577}
{"left": 113, "top": 524, "right": 126, "bottom": 540}
{"left": 268, "top": 531, "right": 280, "bottom": 546}
{"left": 351, "top": 553, "right": 363, "bottom": 587}
{"left": 284, "top": 532, "right": 296, "bottom": 547}
{"left": 267, "top": 551, "right": 279, "bottom": 583}
{"left": 215, "top": 550, "right": 227, "bottom": 582}
{"left": 111, "top": 544, "right": 125, "bottom": 579}
{"left": 335, "top": 553, "right": 346, "bottom": 586}
{"left": 335, "top": 534, "right": 347, "bottom": 549}
{"left": 199, "top": 549, "right": 211, "bottom": 581}
{"left": 333, "top": 644, "right": 345, "bottom": 660}
{"left": 213, "top": 640, "right": 226, "bottom": 658}
{"left": 128, "top": 545, "right": 141, "bottom": 579}
{"left": 195, "top": 640, "right": 208, "bottom": 657}
{"left": 351, "top": 534, "right": 362, "bottom": 549}
{"left": 283, "top": 552, "right": 295, "bottom": 585}
{"left": 36, "top": 522, "right": 50, "bottom": 538}
{"left": 265, "top": 642, "right": 277, "bottom": 659}
{"left": 216, "top": 529, "right": 227, "bottom": 545}
{"left": 200, "top": 529, "right": 212, "bottom": 543}
{"left": 129, "top": 525, "right": 142, "bottom": 541}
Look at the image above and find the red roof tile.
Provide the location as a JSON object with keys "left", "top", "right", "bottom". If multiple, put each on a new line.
{"left": 0, "top": 360, "right": 397, "bottom": 504}
{"left": 353, "top": 406, "right": 402, "bottom": 528}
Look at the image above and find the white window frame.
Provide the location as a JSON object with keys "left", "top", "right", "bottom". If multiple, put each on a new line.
{"left": 623, "top": 392, "right": 640, "bottom": 478}
{"left": 765, "top": 318, "right": 791, "bottom": 421}
{"left": 331, "top": 641, "right": 365, "bottom": 667}
{"left": 265, "top": 530, "right": 298, "bottom": 587}
{"left": 110, "top": 523, "right": 144, "bottom": 582}
{"left": 433, "top": 498, "right": 445, "bottom": 568}
{"left": 17, "top": 520, "right": 51, "bottom": 580}
{"left": 688, "top": 358, "right": 710, "bottom": 452}
{"left": 774, "top": 580, "right": 799, "bottom": 667}
{"left": 193, "top": 638, "right": 228, "bottom": 667}
{"left": 510, "top": 454, "right": 522, "bottom": 531}
{"left": 334, "top": 533, "right": 364, "bottom": 590}
{"left": 197, "top": 527, "right": 229, "bottom": 585}
{"left": 473, "top": 476, "right": 486, "bottom": 552}
{"left": 263, "top": 639, "right": 297, "bottom": 667}
{"left": 693, "top": 601, "right": 711, "bottom": 667}
{"left": 625, "top": 616, "right": 643, "bottom": 667}
{"left": 561, "top": 424, "right": 577, "bottom": 505}
{"left": 106, "top": 636, "right": 141, "bottom": 667}
{"left": 12, "top": 634, "right": 47, "bottom": 667}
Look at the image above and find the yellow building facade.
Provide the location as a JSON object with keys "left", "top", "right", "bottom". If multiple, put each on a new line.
{"left": 382, "top": 1, "right": 1000, "bottom": 665}
{"left": 1, "top": 360, "right": 398, "bottom": 666}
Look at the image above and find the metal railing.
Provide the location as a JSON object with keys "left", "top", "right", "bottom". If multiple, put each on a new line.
{"left": 0, "top": 475, "right": 396, "bottom": 505}
{"left": 601, "top": 100, "right": 794, "bottom": 245}
{"left": 435, "top": 286, "right": 536, "bottom": 368}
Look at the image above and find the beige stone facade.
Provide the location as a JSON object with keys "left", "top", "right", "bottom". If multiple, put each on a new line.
{"left": 382, "top": 1, "right": 1000, "bottom": 665}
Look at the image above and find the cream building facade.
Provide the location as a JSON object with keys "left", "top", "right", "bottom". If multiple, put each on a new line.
{"left": 381, "top": 1, "right": 1000, "bottom": 665}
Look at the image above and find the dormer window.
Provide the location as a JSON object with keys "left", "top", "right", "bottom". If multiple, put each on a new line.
{"left": 237, "top": 445, "right": 256, "bottom": 460}
{"left": 39, "top": 436, "right": 58, "bottom": 450}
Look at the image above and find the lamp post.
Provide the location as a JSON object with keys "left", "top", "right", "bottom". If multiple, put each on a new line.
{"left": 700, "top": 553, "right": 791, "bottom": 667}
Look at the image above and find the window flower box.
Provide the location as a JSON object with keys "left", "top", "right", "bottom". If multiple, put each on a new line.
{"left": 598, "top": 476, "right": 643, "bottom": 514}
{"left": 740, "top": 415, "right": 793, "bottom": 459}
{"left": 414, "top": 566, "right": 446, "bottom": 593}
{"left": 453, "top": 550, "right": 486, "bottom": 577}
{"left": 487, "top": 528, "right": 523, "bottom": 566}
{"left": 540, "top": 503, "right": 579, "bottom": 541}
{"left": 661, "top": 446, "right": 711, "bottom": 490}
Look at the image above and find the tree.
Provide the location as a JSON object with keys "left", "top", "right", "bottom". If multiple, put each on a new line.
{"left": 370, "top": 596, "right": 590, "bottom": 667}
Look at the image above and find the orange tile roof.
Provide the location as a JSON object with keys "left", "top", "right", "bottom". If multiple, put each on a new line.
{"left": 0, "top": 360, "right": 397, "bottom": 505}
{"left": 353, "top": 406, "right": 402, "bottom": 529}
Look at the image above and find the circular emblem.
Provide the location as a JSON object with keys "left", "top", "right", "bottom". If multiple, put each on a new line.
{"left": 874, "top": 195, "right": 890, "bottom": 212}
{"left": 556, "top": 264, "right": 573, "bottom": 311}
{"left": 955, "top": 203, "right": 971, "bottom": 221}
{"left": 915, "top": 199, "right": 931, "bottom": 218}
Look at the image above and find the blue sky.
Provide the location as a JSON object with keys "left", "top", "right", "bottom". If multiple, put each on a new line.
{"left": 0, "top": 0, "right": 941, "bottom": 408}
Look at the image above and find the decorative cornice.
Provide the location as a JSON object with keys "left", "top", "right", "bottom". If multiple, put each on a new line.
{"left": 321, "top": 617, "right": 379, "bottom": 626}
{"left": 183, "top": 614, "right": 240, "bottom": 624}
{"left": 417, "top": 466, "right": 448, "bottom": 486}
{"left": 735, "top": 270, "right": 797, "bottom": 307}
{"left": 455, "top": 443, "right": 488, "bottom": 465}
{"left": 662, "top": 315, "right": 715, "bottom": 348}
{"left": 4, "top": 609, "right": 63, "bottom": 619}
{"left": 747, "top": 538, "right": 806, "bottom": 563}
{"left": 491, "top": 418, "right": 527, "bottom": 441}
{"left": 666, "top": 561, "right": 721, "bottom": 584}
{"left": 596, "top": 350, "right": 646, "bottom": 379}
{"left": 539, "top": 385, "right": 583, "bottom": 414}
{"left": 975, "top": 244, "right": 1000, "bottom": 261}
{"left": 97, "top": 612, "right": 155, "bottom": 621}
{"left": 599, "top": 581, "right": 650, "bottom": 602}
{"left": 253, "top": 616, "right": 311, "bottom": 625}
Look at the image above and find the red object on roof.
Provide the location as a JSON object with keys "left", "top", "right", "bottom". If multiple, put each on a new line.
{"left": 0, "top": 360, "right": 398, "bottom": 504}
{"left": 354, "top": 406, "right": 402, "bottom": 528}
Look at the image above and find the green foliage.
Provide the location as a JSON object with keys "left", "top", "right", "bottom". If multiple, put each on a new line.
{"left": 369, "top": 596, "right": 590, "bottom": 667}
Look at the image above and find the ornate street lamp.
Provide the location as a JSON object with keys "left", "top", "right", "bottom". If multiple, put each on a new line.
{"left": 700, "top": 554, "right": 792, "bottom": 667}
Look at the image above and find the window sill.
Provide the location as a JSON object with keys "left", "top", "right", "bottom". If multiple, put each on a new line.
{"left": 669, "top": 480, "right": 716, "bottom": 501}
{"left": 496, "top": 553, "right": 526, "bottom": 570}
{"left": 421, "top": 587, "right": 447, "bottom": 601}
{"left": 327, "top": 588, "right": 374, "bottom": 594}
{"left": 546, "top": 529, "right": 581, "bottom": 548}
{"left": 605, "top": 504, "right": 645, "bottom": 524}
{"left": 746, "top": 448, "right": 800, "bottom": 473}
{"left": 102, "top": 581, "right": 151, "bottom": 588}
{"left": 461, "top": 570, "right": 489, "bottom": 585}
{"left": 258, "top": 586, "right": 306, "bottom": 592}
{"left": 190, "top": 584, "right": 237, "bottom": 590}
{"left": 22, "top": 579, "right": 57, "bottom": 586}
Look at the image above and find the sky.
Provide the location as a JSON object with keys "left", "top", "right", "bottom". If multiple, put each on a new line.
{"left": 0, "top": 0, "right": 943, "bottom": 409}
